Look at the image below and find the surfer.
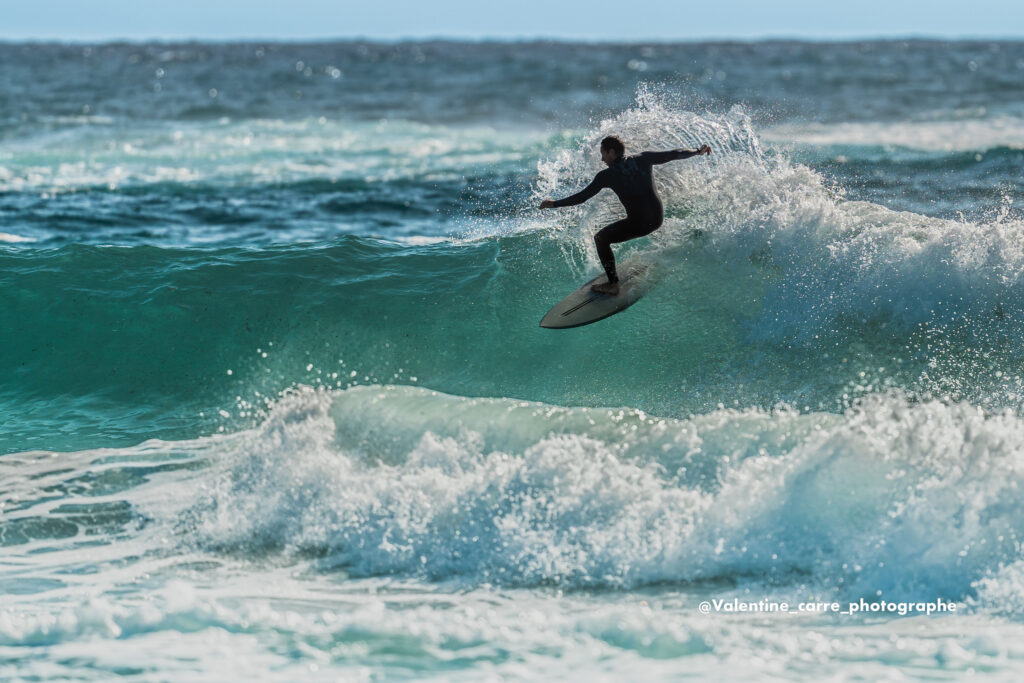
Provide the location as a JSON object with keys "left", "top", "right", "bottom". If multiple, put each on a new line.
{"left": 539, "top": 135, "right": 711, "bottom": 294}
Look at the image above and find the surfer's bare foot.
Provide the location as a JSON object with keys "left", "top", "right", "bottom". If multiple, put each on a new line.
{"left": 591, "top": 281, "right": 619, "bottom": 295}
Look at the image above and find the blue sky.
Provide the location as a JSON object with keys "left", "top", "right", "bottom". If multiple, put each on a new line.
{"left": 2, "top": 0, "right": 1022, "bottom": 41}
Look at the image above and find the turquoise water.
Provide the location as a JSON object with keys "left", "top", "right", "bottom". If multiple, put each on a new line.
{"left": 4, "top": 40, "right": 1024, "bottom": 680}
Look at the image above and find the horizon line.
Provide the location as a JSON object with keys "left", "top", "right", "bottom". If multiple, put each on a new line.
{"left": 1, "top": 33, "right": 1023, "bottom": 45}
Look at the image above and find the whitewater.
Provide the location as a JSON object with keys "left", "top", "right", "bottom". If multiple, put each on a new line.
{"left": 3, "top": 40, "right": 1024, "bottom": 680}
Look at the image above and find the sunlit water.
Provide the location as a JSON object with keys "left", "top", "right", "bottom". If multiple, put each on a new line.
{"left": 4, "top": 40, "right": 1024, "bottom": 681}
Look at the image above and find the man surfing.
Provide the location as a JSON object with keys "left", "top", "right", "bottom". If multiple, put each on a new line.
{"left": 539, "top": 135, "right": 712, "bottom": 295}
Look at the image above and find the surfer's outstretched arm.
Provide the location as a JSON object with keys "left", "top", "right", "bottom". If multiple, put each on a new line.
{"left": 640, "top": 144, "right": 712, "bottom": 165}
{"left": 539, "top": 172, "right": 607, "bottom": 209}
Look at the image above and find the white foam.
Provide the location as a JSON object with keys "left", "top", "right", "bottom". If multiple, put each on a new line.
{"left": 391, "top": 235, "right": 448, "bottom": 246}
{"left": 0, "top": 118, "right": 556, "bottom": 193}
{"left": 9, "top": 384, "right": 1024, "bottom": 677}
{"left": 177, "top": 384, "right": 1024, "bottom": 606}
{"left": 5, "top": 573, "right": 1023, "bottom": 680}
{"left": 763, "top": 116, "right": 1024, "bottom": 152}
{"left": 0, "top": 232, "right": 35, "bottom": 243}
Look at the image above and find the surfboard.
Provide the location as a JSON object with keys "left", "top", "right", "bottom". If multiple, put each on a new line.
{"left": 540, "top": 263, "right": 652, "bottom": 329}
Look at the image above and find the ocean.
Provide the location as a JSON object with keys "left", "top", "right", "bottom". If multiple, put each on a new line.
{"left": 3, "top": 39, "right": 1024, "bottom": 680}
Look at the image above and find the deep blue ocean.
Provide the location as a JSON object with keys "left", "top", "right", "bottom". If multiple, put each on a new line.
{"left": 4, "top": 40, "right": 1024, "bottom": 680}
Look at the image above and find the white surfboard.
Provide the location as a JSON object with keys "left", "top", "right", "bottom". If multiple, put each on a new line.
{"left": 540, "top": 263, "right": 652, "bottom": 329}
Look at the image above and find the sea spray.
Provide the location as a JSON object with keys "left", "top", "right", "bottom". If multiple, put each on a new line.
{"left": 175, "top": 385, "right": 1024, "bottom": 602}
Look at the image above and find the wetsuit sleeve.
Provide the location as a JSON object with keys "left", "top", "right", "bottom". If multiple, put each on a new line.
{"left": 551, "top": 172, "right": 607, "bottom": 207}
{"left": 640, "top": 149, "right": 703, "bottom": 165}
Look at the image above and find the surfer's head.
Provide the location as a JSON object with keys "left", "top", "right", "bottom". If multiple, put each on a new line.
{"left": 600, "top": 136, "right": 624, "bottom": 166}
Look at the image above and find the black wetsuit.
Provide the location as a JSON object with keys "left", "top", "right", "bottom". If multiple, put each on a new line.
{"left": 552, "top": 149, "right": 701, "bottom": 283}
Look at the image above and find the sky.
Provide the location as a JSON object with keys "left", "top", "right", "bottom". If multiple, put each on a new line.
{"left": 1, "top": 0, "right": 1021, "bottom": 42}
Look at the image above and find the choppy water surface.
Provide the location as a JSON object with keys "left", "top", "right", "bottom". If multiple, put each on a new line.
{"left": 3, "top": 40, "right": 1024, "bottom": 680}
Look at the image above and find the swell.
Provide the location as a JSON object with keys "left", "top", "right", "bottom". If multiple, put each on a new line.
{"left": 764, "top": 118, "right": 1024, "bottom": 155}
{"left": 807, "top": 149, "right": 1024, "bottom": 221}
{"left": 0, "top": 175, "right": 525, "bottom": 246}
{"left": 3, "top": 41, "right": 1023, "bottom": 131}
{"left": 791, "top": 144, "right": 1024, "bottom": 166}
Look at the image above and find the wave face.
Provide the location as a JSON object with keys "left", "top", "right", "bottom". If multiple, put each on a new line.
{"left": 5, "top": 39, "right": 1024, "bottom": 681}
{"left": 5, "top": 97, "right": 1024, "bottom": 452}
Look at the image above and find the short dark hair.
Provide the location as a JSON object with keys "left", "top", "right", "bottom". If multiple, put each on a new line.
{"left": 601, "top": 135, "right": 625, "bottom": 157}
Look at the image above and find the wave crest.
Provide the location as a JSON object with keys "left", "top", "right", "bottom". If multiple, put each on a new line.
{"left": 183, "top": 385, "right": 1024, "bottom": 606}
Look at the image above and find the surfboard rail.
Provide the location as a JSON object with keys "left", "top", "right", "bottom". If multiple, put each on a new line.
{"left": 539, "top": 263, "right": 651, "bottom": 329}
